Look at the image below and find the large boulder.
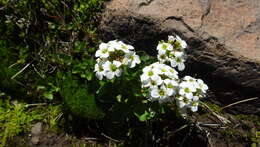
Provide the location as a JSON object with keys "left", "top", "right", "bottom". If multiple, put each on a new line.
{"left": 99, "top": 0, "right": 260, "bottom": 114}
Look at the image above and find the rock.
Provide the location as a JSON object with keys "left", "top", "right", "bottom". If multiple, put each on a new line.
{"left": 31, "top": 122, "right": 43, "bottom": 135}
{"left": 99, "top": 0, "right": 260, "bottom": 114}
{"left": 31, "top": 136, "right": 40, "bottom": 145}
{"left": 31, "top": 122, "right": 43, "bottom": 145}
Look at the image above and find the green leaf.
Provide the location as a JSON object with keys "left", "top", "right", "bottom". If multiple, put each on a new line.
{"left": 134, "top": 111, "right": 150, "bottom": 122}
{"left": 74, "top": 41, "right": 85, "bottom": 52}
{"left": 86, "top": 72, "right": 93, "bottom": 81}
{"left": 43, "top": 92, "right": 53, "bottom": 100}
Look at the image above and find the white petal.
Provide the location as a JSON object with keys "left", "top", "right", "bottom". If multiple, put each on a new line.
{"left": 99, "top": 43, "right": 107, "bottom": 49}
{"left": 193, "top": 96, "right": 199, "bottom": 101}
{"left": 143, "top": 66, "right": 152, "bottom": 73}
{"left": 172, "top": 80, "right": 178, "bottom": 86}
{"left": 184, "top": 76, "right": 192, "bottom": 81}
{"left": 94, "top": 64, "right": 99, "bottom": 72}
{"left": 177, "top": 100, "right": 186, "bottom": 108}
{"left": 151, "top": 74, "right": 160, "bottom": 81}
{"left": 115, "top": 69, "right": 122, "bottom": 77}
{"left": 170, "top": 60, "right": 177, "bottom": 67}
{"left": 151, "top": 88, "right": 160, "bottom": 98}
{"left": 158, "top": 49, "right": 166, "bottom": 55}
{"left": 129, "top": 62, "right": 136, "bottom": 68}
{"left": 122, "top": 58, "right": 129, "bottom": 65}
{"left": 95, "top": 50, "right": 102, "bottom": 57}
{"left": 168, "top": 35, "right": 176, "bottom": 42}
{"left": 204, "top": 84, "right": 209, "bottom": 90}
{"left": 108, "top": 46, "right": 115, "bottom": 52}
{"left": 113, "top": 61, "right": 122, "bottom": 67}
{"left": 181, "top": 40, "right": 187, "bottom": 49}
{"left": 166, "top": 88, "right": 174, "bottom": 96}
{"left": 186, "top": 93, "right": 193, "bottom": 99}
{"left": 178, "top": 62, "right": 185, "bottom": 71}
{"left": 134, "top": 55, "right": 141, "bottom": 64}
{"left": 179, "top": 89, "right": 185, "bottom": 95}
{"left": 164, "top": 79, "right": 171, "bottom": 85}
{"left": 176, "top": 35, "right": 187, "bottom": 48}
{"left": 103, "top": 61, "right": 111, "bottom": 71}
{"left": 140, "top": 74, "right": 150, "bottom": 81}
{"left": 191, "top": 106, "right": 198, "bottom": 112}
{"left": 106, "top": 72, "right": 114, "bottom": 79}
{"left": 96, "top": 72, "right": 103, "bottom": 80}
{"left": 100, "top": 52, "right": 109, "bottom": 58}
{"left": 174, "top": 51, "right": 183, "bottom": 57}
{"left": 127, "top": 45, "right": 134, "bottom": 50}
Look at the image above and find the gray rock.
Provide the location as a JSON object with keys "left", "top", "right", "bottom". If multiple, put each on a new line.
{"left": 31, "top": 122, "right": 43, "bottom": 145}
{"left": 99, "top": 0, "right": 260, "bottom": 114}
{"left": 31, "top": 136, "right": 40, "bottom": 145}
{"left": 31, "top": 122, "right": 42, "bottom": 135}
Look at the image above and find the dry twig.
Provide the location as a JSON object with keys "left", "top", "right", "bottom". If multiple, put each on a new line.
{"left": 221, "top": 97, "right": 258, "bottom": 110}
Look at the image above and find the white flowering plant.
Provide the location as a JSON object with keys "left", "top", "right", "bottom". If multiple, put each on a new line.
{"left": 157, "top": 35, "right": 187, "bottom": 71}
{"left": 94, "top": 40, "right": 141, "bottom": 80}
{"left": 94, "top": 36, "right": 208, "bottom": 122}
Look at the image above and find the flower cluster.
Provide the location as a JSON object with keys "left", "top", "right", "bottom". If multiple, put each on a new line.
{"left": 157, "top": 35, "right": 187, "bottom": 71}
{"left": 176, "top": 76, "right": 208, "bottom": 112}
{"left": 140, "top": 61, "right": 208, "bottom": 112}
{"left": 142, "top": 35, "right": 208, "bottom": 112}
{"left": 94, "top": 40, "right": 141, "bottom": 80}
{"left": 140, "top": 62, "right": 179, "bottom": 103}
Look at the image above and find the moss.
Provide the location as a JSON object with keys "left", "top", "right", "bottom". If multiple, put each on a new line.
{"left": 218, "top": 114, "right": 260, "bottom": 146}
{"left": 235, "top": 114, "right": 260, "bottom": 126}
{"left": 59, "top": 74, "right": 105, "bottom": 120}
{"left": 203, "top": 101, "right": 223, "bottom": 114}
{"left": 0, "top": 93, "right": 64, "bottom": 147}
{"left": 219, "top": 129, "right": 240, "bottom": 139}
{"left": 0, "top": 98, "right": 43, "bottom": 146}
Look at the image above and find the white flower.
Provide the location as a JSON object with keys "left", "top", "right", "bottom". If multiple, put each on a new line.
{"left": 107, "top": 40, "right": 121, "bottom": 50}
{"left": 126, "top": 52, "right": 141, "bottom": 68}
{"left": 103, "top": 61, "right": 122, "bottom": 79}
{"left": 150, "top": 86, "right": 170, "bottom": 100}
{"left": 176, "top": 96, "right": 192, "bottom": 108}
{"left": 158, "top": 64, "right": 170, "bottom": 75}
{"left": 143, "top": 75, "right": 163, "bottom": 88}
{"left": 183, "top": 76, "right": 196, "bottom": 83}
{"left": 169, "top": 51, "right": 186, "bottom": 71}
{"left": 95, "top": 40, "right": 141, "bottom": 80}
{"left": 94, "top": 63, "right": 106, "bottom": 80}
{"left": 95, "top": 47, "right": 109, "bottom": 58}
{"left": 141, "top": 66, "right": 161, "bottom": 82}
{"left": 166, "top": 68, "right": 179, "bottom": 79}
{"left": 168, "top": 35, "right": 176, "bottom": 42}
{"left": 197, "top": 79, "right": 208, "bottom": 93}
{"left": 164, "top": 79, "right": 178, "bottom": 95}
{"left": 122, "top": 43, "right": 134, "bottom": 51}
{"left": 189, "top": 96, "right": 199, "bottom": 112}
{"left": 174, "top": 51, "right": 184, "bottom": 58}
{"left": 157, "top": 42, "right": 173, "bottom": 54}
{"left": 176, "top": 35, "right": 187, "bottom": 49}
{"left": 170, "top": 58, "right": 185, "bottom": 71}
{"left": 157, "top": 53, "right": 168, "bottom": 63}
{"left": 179, "top": 81, "right": 196, "bottom": 99}
{"left": 112, "top": 41, "right": 134, "bottom": 53}
{"left": 190, "top": 103, "right": 198, "bottom": 112}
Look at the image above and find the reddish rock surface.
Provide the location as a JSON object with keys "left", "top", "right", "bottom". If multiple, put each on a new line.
{"left": 99, "top": 0, "right": 260, "bottom": 114}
